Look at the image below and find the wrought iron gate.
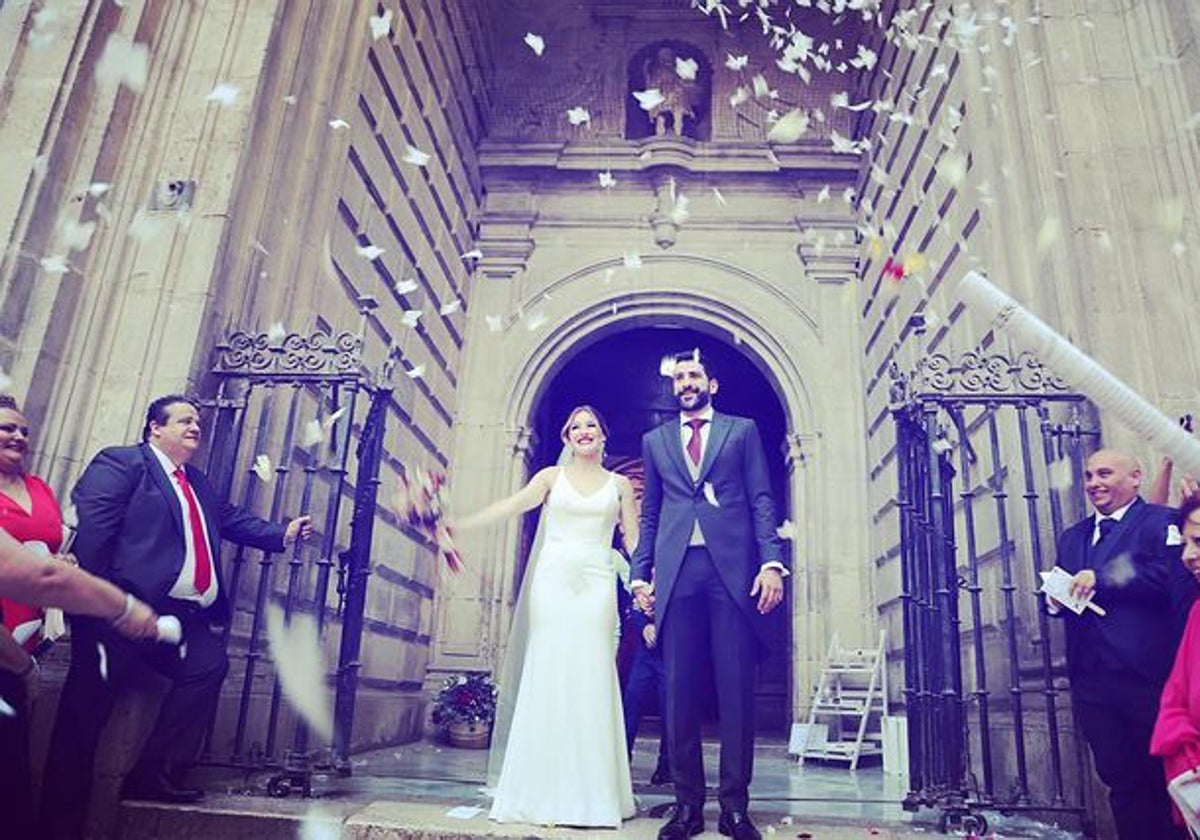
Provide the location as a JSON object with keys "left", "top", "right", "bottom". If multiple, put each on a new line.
{"left": 889, "top": 325, "right": 1100, "bottom": 835}
{"left": 195, "top": 315, "right": 394, "bottom": 790}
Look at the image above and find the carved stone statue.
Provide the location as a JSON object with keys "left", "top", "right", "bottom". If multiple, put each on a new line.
{"left": 642, "top": 46, "right": 698, "bottom": 137}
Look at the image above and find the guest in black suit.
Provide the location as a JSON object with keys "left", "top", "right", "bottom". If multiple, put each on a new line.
{"left": 43, "top": 394, "right": 312, "bottom": 839}
{"left": 1049, "top": 448, "right": 1194, "bottom": 839}
{"left": 632, "top": 351, "right": 786, "bottom": 840}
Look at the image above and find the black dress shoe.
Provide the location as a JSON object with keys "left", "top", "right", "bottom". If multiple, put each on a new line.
{"left": 120, "top": 772, "right": 205, "bottom": 804}
{"left": 650, "top": 764, "right": 672, "bottom": 786}
{"left": 718, "top": 810, "right": 762, "bottom": 840}
{"left": 657, "top": 802, "right": 704, "bottom": 840}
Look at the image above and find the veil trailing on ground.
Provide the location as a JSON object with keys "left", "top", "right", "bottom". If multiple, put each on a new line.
{"left": 486, "top": 445, "right": 572, "bottom": 788}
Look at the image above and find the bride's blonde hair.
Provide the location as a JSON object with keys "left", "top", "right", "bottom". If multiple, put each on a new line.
{"left": 559, "top": 404, "right": 610, "bottom": 443}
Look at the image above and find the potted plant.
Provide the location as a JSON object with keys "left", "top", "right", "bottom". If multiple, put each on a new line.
{"left": 430, "top": 672, "right": 497, "bottom": 748}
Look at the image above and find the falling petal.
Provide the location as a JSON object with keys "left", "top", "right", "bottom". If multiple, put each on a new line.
{"left": 94, "top": 34, "right": 149, "bottom": 93}
{"left": 937, "top": 151, "right": 968, "bottom": 186}
{"left": 40, "top": 255, "right": 69, "bottom": 274}
{"left": 675, "top": 57, "right": 699, "bottom": 81}
{"left": 439, "top": 299, "right": 462, "bottom": 315}
{"left": 267, "top": 321, "right": 287, "bottom": 343}
{"left": 87, "top": 182, "right": 111, "bottom": 198}
{"left": 368, "top": 10, "right": 393, "bottom": 41}
{"left": 401, "top": 310, "right": 422, "bottom": 327}
{"left": 633, "top": 88, "right": 665, "bottom": 111}
{"left": 902, "top": 252, "right": 929, "bottom": 275}
{"left": 752, "top": 73, "right": 770, "bottom": 98}
{"left": 60, "top": 219, "right": 96, "bottom": 252}
{"left": 712, "top": 187, "right": 726, "bottom": 206}
{"left": 250, "top": 455, "right": 272, "bottom": 484}
{"left": 776, "top": 520, "right": 797, "bottom": 540}
{"left": 816, "top": 185, "right": 830, "bottom": 203}
{"left": 484, "top": 315, "right": 504, "bottom": 333}
{"left": 356, "top": 244, "right": 385, "bottom": 260}
{"left": 524, "top": 311, "right": 548, "bottom": 331}
{"left": 403, "top": 145, "right": 431, "bottom": 166}
{"left": 205, "top": 82, "right": 239, "bottom": 106}
{"left": 659, "top": 355, "right": 677, "bottom": 377}
{"left": 623, "top": 252, "right": 642, "bottom": 269}
{"left": 406, "top": 365, "right": 426, "bottom": 379}
{"left": 395, "top": 279, "right": 419, "bottom": 294}
{"left": 567, "top": 106, "right": 591, "bottom": 126}
{"left": 1048, "top": 458, "right": 1074, "bottom": 490}
{"left": 265, "top": 605, "right": 333, "bottom": 741}
{"left": 766, "top": 108, "right": 810, "bottom": 143}
{"left": 460, "top": 249, "right": 483, "bottom": 261}
{"left": 729, "top": 87, "right": 749, "bottom": 108}
{"left": 328, "top": 119, "right": 350, "bottom": 130}
{"left": 97, "top": 642, "right": 108, "bottom": 681}
{"left": 725, "top": 53, "right": 748, "bottom": 71}
{"left": 523, "top": 33, "right": 545, "bottom": 56}
{"left": 670, "top": 194, "right": 690, "bottom": 225}
{"left": 302, "top": 419, "right": 324, "bottom": 448}
{"left": 598, "top": 170, "right": 617, "bottom": 189}
{"left": 0, "top": 697, "right": 13, "bottom": 717}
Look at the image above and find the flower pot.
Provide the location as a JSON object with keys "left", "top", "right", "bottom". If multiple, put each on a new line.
{"left": 448, "top": 720, "right": 491, "bottom": 749}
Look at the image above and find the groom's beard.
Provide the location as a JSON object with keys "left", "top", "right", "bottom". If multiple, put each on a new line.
{"left": 675, "top": 388, "right": 711, "bottom": 412}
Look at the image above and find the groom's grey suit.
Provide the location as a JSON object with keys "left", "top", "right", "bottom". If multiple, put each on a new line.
{"left": 632, "top": 409, "right": 785, "bottom": 813}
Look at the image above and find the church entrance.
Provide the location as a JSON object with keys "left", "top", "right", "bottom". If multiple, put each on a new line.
{"left": 526, "top": 325, "right": 793, "bottom": 734}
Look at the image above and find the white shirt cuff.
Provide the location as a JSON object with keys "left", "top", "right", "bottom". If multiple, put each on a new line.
{"left": 761, "top": 561, "right": 789, "bottom": 578}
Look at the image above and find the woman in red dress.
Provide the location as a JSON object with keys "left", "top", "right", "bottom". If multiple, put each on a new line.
{"left": 0, "top": 395, "right": 66, "bottom": 837}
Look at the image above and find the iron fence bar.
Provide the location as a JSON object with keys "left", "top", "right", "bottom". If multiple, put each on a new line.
{"left": 332, "top": 386, "right": 391, "bottom": 769}
{"left": 985, "top": 403, "right": 1030, "bottom": 802}
{"left": 896, "top": 408, "right": 926, "bottom": 800}
{"left": 1016, "top": 403, "right": 1067, "bottom": 805}
{"left": 292, "top": 382, "right": 361, "bottom": 760}
{"left": 263, "top": 383, "right": 305, "bottom": 757}
{"left": 949, "top": 402, "right": 995, "bottom": 798}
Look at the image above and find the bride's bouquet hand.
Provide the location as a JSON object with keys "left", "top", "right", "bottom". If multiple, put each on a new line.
{"left": 394, "top": 468, "right": 465, "bottom": 573}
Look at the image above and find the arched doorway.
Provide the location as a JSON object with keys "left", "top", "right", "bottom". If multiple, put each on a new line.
{"left": 526, "top": 325, "right": 792, "bottom": 733}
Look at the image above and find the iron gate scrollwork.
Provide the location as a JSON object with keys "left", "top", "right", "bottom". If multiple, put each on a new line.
{"left": 195, "top": 311, "right": 394, "bottom": 794}
{"left": 890, "top": 319, "right": 1100, "bottom": 835}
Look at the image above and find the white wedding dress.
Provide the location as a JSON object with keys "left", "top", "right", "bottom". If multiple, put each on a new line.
{"left": 489, "top": 470, "right": 635, "bottom": 827}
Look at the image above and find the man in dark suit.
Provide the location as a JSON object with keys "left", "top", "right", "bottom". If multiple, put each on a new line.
{"left": 1050, "top": 448, "right": 1193, "bottom": 839}
{"left": 632, "top": 351, "right": 786, "bottom": 840}
{"left": 43, "top": 394, "right": 312, "bottom": 838}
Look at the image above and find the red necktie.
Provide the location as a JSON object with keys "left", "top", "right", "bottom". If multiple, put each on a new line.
{"left": 174, "top": 468, "right": 212, "bottom": 595}
{"left": 686, "top": 418, "right": 706, "bottom": 467}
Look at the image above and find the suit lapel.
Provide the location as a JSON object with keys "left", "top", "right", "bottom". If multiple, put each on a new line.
{"left": 140, "top": 444, "right": 185, "bottom": 538}
{"left": 662, "top": 421, "right": 692, "bottom": 483}
{"left": 695, "top": 412, "right": 732, "bottom": 486}
{"left": 1090, "top": 497, "right": 1146, "bottom": 568}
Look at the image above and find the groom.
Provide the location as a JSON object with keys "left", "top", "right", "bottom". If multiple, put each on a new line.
{"left": 632, "top": 350, "right": 787, "bottom": 840}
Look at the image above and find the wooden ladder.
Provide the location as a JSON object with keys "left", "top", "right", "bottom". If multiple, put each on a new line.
{"left": 799, "top": 629, "right": 888, "bottom": 770}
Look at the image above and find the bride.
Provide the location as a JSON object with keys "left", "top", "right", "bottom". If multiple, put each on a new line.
{"left": 453, "top": 405, "right": 638, "bottom": 827}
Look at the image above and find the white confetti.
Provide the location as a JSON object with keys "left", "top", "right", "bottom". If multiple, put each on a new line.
{"left": 0, "top": 697, "right": 13, "bottom": 717}
{"left": 623, "top": 252, "right": 642, "bottom": 269}
{"left": 523, "top": 33, "right": 545, "bottom": 56}
{"left": 567, "top": 106, "right": 591, "bottom": 126}
{"left": 40, "top": 255, "right": 69, "bottom": 275}
{"left": 659, "top": 355, "right": 677, "bottom": 377}
{"left": 403, "top": 145, "right": 431, "bottom": 166}
{"left": 712, "top": 187, "right": 726, "bottom": 206}
{"left": 675, "top": 57, "right": 698, "bottom": 81}
{"left": 776, "top": 520, "right": 797, "bottom": 540}
{"left": 439, "top": 299, "right": 462, "bottom": 315}
{"left": 395, "top": 279, "right": 419, "bottom": 294}
{"left": 729, "top": 87, "right": 749, "bottom": 108}
{"left": 598, "top": 170, "right": 617, "bottom": 189}
{"left": 60, "top": 218, "right": 96, "bottom": 252}
{"left": 87, "top": 182, "right": 111, "bottom": 198}
{"left": 816, "top": 185, "right": 830, "bottom": 203}
{"left": 1048, "top": 458, "right": 1074, "bottom": 491}
{"left": 484, "top": 315, "right": 504, "bottom": 333}
{"left": 842, "top": 187, "right": 856, "bottom": 204}
{"left": 725, "top": 54, "right": 748, "bottom": 71}
{"left": 633, "top": 88, "right": 665, "bottom": 111}
{"left": 27, "top": 6, "right": 58, "bottom": 50}
{"left": 267, "top": 321, "right": 287, "bottom": 342}
{"left": 1172, "top": 240, "right": 1187, "bottom": 258}
{"left": 328, "top": 119, "right": 350, "bottom": 130}
{"left": 524, "top": 311, "right": 548, "bottom": 331}
{"left": 94, "top": 34, "right": 149, "bottom": 93}
{"left": 253, "top": 454, "right": 273, "bottom": 484}
{"left": 460, "top": 249, "right": 483, "bottom": 261}
{"left": 205, "top": 82, "right": 239, "bottom": 106}
{"left": 703, "top": 482, "right": 720, "bottom": 507}
{"left": 282, "top": 95, "right": 297, "bottom": 105}
{"left": 356, "top": 244, "right": 385, "bottom": 260}
{"left": 266, "top": 605, "right": 333, "bottom": 741}
{"left": 406, "top": 365, "right": 426, "bottom": 380}
{"left": 368, "top": 10, "right": 393, "bottom": 41}
{"left": 937, "top": 151, "right": 968, "bottom": 186}
{"left": 97, "top": 642, "right": 108, "bottom": 681}
{"left": 302, "top": 419, "right": 324, "bottom": 448}
{"left": 401, "top": 310, "right": 422, "bottom": 327}
{"left": 766, "top": 108, "right": 810, "bottom": 143}
{"left": 751, "top": 73, "right": 771, "bottom": 98}
{"left": 670, "top": 194, "right": 690, "bottom": 225}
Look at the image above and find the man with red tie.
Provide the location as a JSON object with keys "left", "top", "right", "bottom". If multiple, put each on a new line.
{"left": 43, "top": 395, "right": 312, "bottom": 838}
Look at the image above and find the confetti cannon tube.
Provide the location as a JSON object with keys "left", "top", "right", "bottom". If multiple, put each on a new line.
{"left": 958, "top": 270, "right": 1200, "bottom": 476}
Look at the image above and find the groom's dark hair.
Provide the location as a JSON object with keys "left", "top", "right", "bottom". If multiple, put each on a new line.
{"left": 673, "top": 349, "right": 718, "bottom": 381}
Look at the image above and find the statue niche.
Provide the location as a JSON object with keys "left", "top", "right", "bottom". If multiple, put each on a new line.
{"left": 626, "top": 42, "right": 710, "bottom": 142}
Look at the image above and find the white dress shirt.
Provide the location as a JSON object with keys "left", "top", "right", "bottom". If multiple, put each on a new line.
{"left": 680, "top": 407, "right": 715, "bottom": 546}
{"left": 149, "top": 443, "right": 219, "bottom": 607}
{"left": 1091, "top": 499, "right": 1134, "bottom": 546}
